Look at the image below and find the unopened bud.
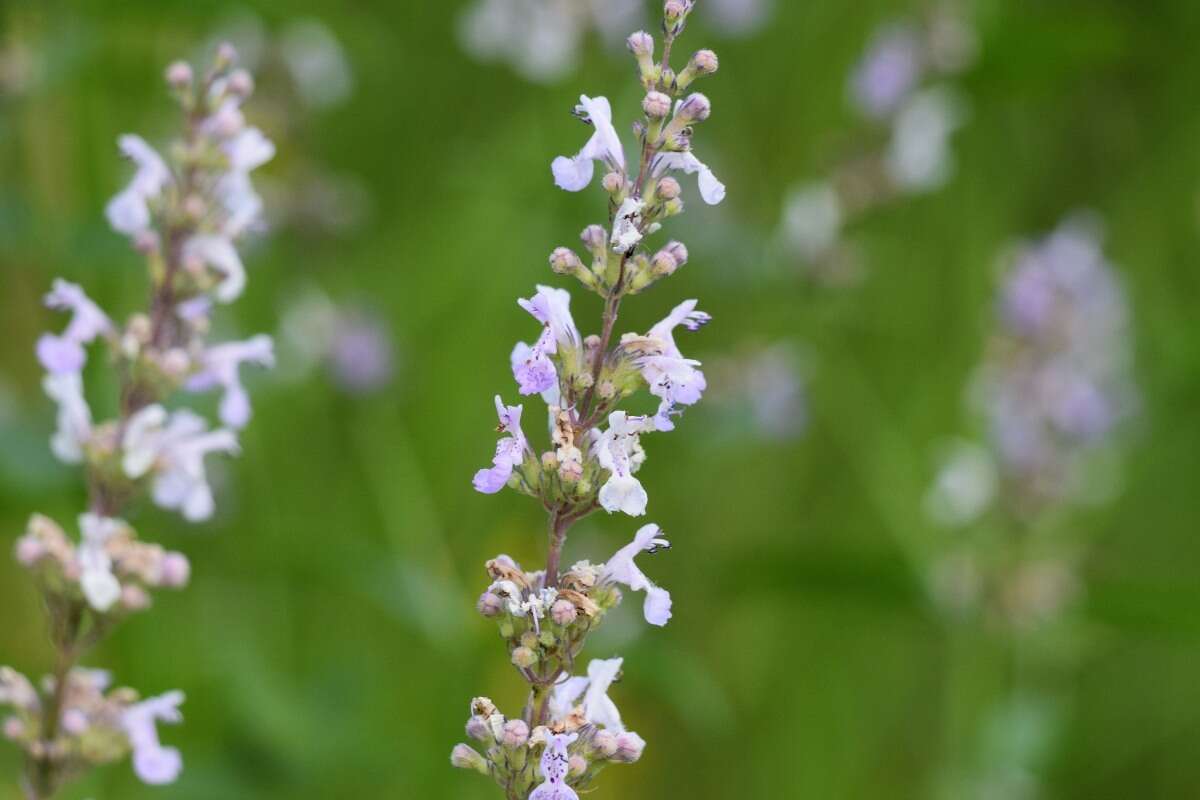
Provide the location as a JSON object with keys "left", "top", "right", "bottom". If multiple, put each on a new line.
{"left": 613, "top": 731, "right": 646, "bottom": 763}
{"left": 511, "top": 646, "right": 538, "bottom": 669}
{"left": 597, "top": 380, "right": 616, "bottom": 400}
{"left": 214, "top": 42, "right": 238, "bottom": 68}
{"left": 501, "top": 719, "right": 530, "bottom": 748}
{"left": 601, "top": 172, "right": 625, "bottom": 194}
{"left": 584, "top": 334, "right": 602, "bottom": 351}
{"left": 569, "top": 755, "right": 588, "bottom": 777}
{"left": 165, "top": 61, "right": 193, "bottom": 89}
{"left": 580, "top": 225, "right": 608, "bottom": 254}
{"left": 227, "top": 68, "right": 255, "bottom": 98}
{"left": 3, "top": 717, "right": 23, "bottom": 741}
{"left": 183, "top": 194, "right": 207, "bottom": 221}
{"left": 592, "top": 729, "right": 619, "bottom": 758}
{"left": 550, "top": 247, "right": 583, "bottom": 275}
{"left": 675, "top": 92, "right": 711, "bottom": 123}
{"left": 120, "top": 584, "right": 151, "bottom": 612}
{"left": 656, "top": 177, "right": 681, "bottom": 200}
{"left": 466, "top": 715, "right": 491, "bottom": 742}
{"left": 663, "top": 240, "right": 689, "bottom": 267}
{"left": 559, "top": 459, "right": 583, "bottom": 483}
{"left": 61, "top": 709, "right": 89, "bottom": 736}
{"left": 160, "top": 349, "right": 192, "bottom": 380}
{"left": 541, "top": 451, "right": 559, "bottom": 471}
{"left": 159, "top": 552, "right": 191, "bottom": 588}
{"left": 551, "top": 598, "right": 577, "bottom": 626}
{"left": 477, "top": 591, "right": 504, "bottom": 618}
{"left": 519, "top": 632, "right": 540, "bottom": 650}
{"left": 14, "top": 536, "right": 45, "bottom": 567}
{"left": 133, "top": 230, "right": 159, "bottom": 255}
{"left": 626, "top": 31, "right": 654, "bottom": 58}
{"left": 450, "top": 743, "right": 489, "bottom": 774}
{"left": 642, "top": 91, "right": 672, "bottom": 119}
{"left": 690, "top": 50, "right": 719, "bottom": 75}
{"left": 126, "top": 314, "right": 152, "bottom": 344}
{"left": 651, "top": 250, "right": 679, "bottom": 276}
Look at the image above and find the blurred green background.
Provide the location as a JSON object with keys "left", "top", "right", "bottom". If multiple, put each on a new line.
{"left": 3, "top": 0, "right": 1200, "bottom": 798}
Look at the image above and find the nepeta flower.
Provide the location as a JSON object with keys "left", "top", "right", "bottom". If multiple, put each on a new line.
{"left": 183, "top": 235, "right": 246, "bottom": 303}
{"left": 473, "top": 396, "right": 529, "bottom": 494}
{"left": 849, "top": 24, "right": 922, "bottom": 119}
{"left": 43, "top": 371, "right": 92, "bottom": 464}
{"left": 594, "top": 411, "right": 651, "bottom": 516}
{"left": 513, "top": 285, "right": 581, "bottom": 396}
{"left": 77, "top": 513, "right": 123, "bottom": 612}
{"left": 637, "top": 299, "right": 710, "bottom": 431}
{"left": 552, "top": 95, "right": 625, "bottom": 192}
{"left": 611, "top": 197, "right": 647, "bottom": 252}
{"left": 551, "top": 657, "right": 626, "bottom": 730}
{"left": 105, "top": 135, "right": 171, "bottom": 237}
{"left": 122, "top": 406, "right": 239, "bottom": 522}
{"left": 121, "top": 691, "right": 184, "bottom": 785}
{"left": 185, "top": 334, "right": 275, "bottom": 428}
{"left": 651, "top": 151, "right": 726, "bottom": 205}
{"left": 603, "top": 523, "right": 672, "bottom": 625}
{"left": 36, "top": 280, "right": 113, "bottom": 374}
{"left": 885, "top": 87, "right": 964, "bottom": 192}
{"left": 529, "top": 732, "right": 579, "bottom": 800}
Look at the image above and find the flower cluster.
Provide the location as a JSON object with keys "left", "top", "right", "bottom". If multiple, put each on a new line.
{"left": 4, "top": 44, "right": 273, "bottom": 798}
{"left": 779, "top": 3, "right": 976, "bottom": 282}
{"left": 455, "top": 4, "right": 719, "bottom": 797}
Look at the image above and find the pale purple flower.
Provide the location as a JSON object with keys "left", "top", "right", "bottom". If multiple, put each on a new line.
{"left": 602, "top": 523, "right": 672, "bottom": 626}
{"left": 329, "top": 313, "right": 395, "bottom": 394}
{"left": 550, "top": 657, "right": 625, "bottom": 730}
{"left": 105, "top": 135, "right": 172, "bottom": 237}
{"left": 640, "top": 300, "right": 710, "bottom": 431}
{"left": 43, "top": 371, "right": 92, "bottom": 464}
{"left": 849, "top": 25, "right": 922, "bottom": 119}
{"left": 36, "top": 279, "right": 113, "bottom": 374}
{"left": 473, "top": 396, "right": 529, "bottom": 494}
{"left": 513, "top": 285, "right": 580, "bottom": 396}
{"left": 121, "top": 691, "right": 184, "bottom": 785}
{"left": 183, "top": 235, "right": 245, "bottom": 303}
{"left": 185, "top": 334, "right": 275, "bottom": 428}
{"left": 552, "top": 95, "right": 625, "bottom": 192}
{"left": 651, "top": 151, "right": 726, "bottom": 205}
{"left": 594, "top": 411, "right": 651, "bottom": 516}
{"left": 77, "top": 513, "right": 123, "bottom": 612}
{"left": 122, "top": 406, "right": 240, "bottom": 522}
{"left": 529, "top": 732, "right": 580, "bottom": 800}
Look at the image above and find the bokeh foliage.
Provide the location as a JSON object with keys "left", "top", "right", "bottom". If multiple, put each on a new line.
{"left": 2, "top": 0, "right": 1200, "bottom": 797}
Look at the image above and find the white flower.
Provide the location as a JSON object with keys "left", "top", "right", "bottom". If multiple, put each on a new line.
{"left": 925, "top": 440, "right": 998, "bottom": 527}
{"left": 638, "top": 299, "right": 710, "bottom": 431}
{"left": 77, "top": 513, "right": 123, "bottom": 612}
{"left": 651, "top": 151, "right": 726, "bottom": 205}
{"left": 549, "top": 657, "right": 625, "bottom": 730}
{"left": 781, "top": 181, "right": 843, "bottom": 261}
{"left": 122, "top": 691, "right": 184, "bottom": 785}
{"left": 602, "top": 523, "right": 673, "bottom": 626}
{"left": 122, "top": 406, "right": 240, "bottom": 522}
{"left": 611, "top": 197, "right": 646, "bottom": 252}
{"left": 885, "top": 87, "right": 965, "bottom": 193}
{"left": 552, "top": 95, "right": 626, "bottom": 192}
{"left": 184, "top": 235, "right": 245, "bottom": 303}
{"left": 185, "top": 335, "right": 275, "bottom": 428}
{"left": 43, "top": 371, "right": 92, "bottom": 464}
{"left": 594, "top": 411, "right": 653, "bottom": 516}
{"left": 105, "top": 135, "right": 171, "bottom": 237}
{"left": 36, "top": 279, "right": 113, "bottom": 374}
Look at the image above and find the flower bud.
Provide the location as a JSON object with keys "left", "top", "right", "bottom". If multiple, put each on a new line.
{"left": 511, "top": 646, "right": 538, "bottom": 669}
{"left": 466, "top": 715, "right": 491, "bottom": 742}
{"left": 160, "top": 348, "right": 192, "bottom": 380}
{"left": 183, "top": 194, "right": 207, "bottom": 221}
{"left": 627, "top": 31, "right": 654, "bottom": 58}
{"left": 675, "top": 93, "right": 711, "bottom": 123}
{"left": 662, "top": 240, "right": 689, "bottom": 267}
{"left": 581, "top": 225, "right": 608, "bottom": 256}
{"left": 597, "top": 380, "right": 616, "bottom": 400}
{"left": 650, "top": 250, "right": 678, "bottom": 277}
{"left": 569, "top": 754, "right": 588, "bottom": 777}
{"left": 592, "top": 729, "right": 619, "bottom": 758}
{"left": 550, "top": 598, "right": 577, "bottom": 626}
{"left": 501, "top": 719, "right": 529, "bottom": 748}
{"left": 642, "top": 91, "right": 672, "bottom": 120}
{"left": 519, "top": 632, "right": 540, "bottom": 650}
{"left": 690, "top": 50, "right": 719, "bottom": 76}
{"left": 120, "top": 584, "right": 151, "bottom": 612}
{"left": 558, "top": 459, "right": 583, "bottom": 483}
{"left": 214, "top": 41, "right": 238, "bottom": 68}
{"left": 477, "top": 591, "right": 504, "bottom": 617}
{"left": 61, "top": 709, "right": 89, "bottom": 736}
{"left": 159, "top": 552, "right": 191, "bottom": 588}
{"left": 601, "top": 172, "right": 625, "bottom": 194}
{"left": 165, "top": 61, "right": 193, "bottom": 89}
{"left": 549, "top": 247, "right": 584, "bottom": 275}
{"left": 450, "top": 743, "right": 490, "bottom": 774}
{"left": 133, "top": 230, "right": 160, "bottom": 255}
{"left": 227, "top": 68, "right": 255, "bottom": 98}
{"left": 612, "top": 731, "right": 646, "bottom": 763}
{"left": 14, "top": 536, "right": 45, "bottom": 567}
{"left": 541, "top": 451, "right": 559, "bottom": 471}
{"left": 656, "top": 177, "right": 681, "bottom": 201}
{"left": 126, "top": 313, "right": 152, "bottom": 344}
